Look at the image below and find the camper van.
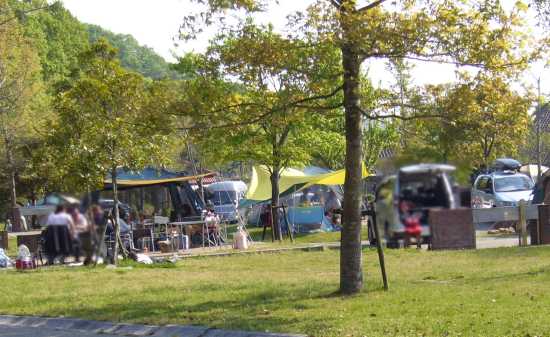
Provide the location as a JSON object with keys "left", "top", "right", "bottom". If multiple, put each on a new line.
{"left": 374, "top": 164, "right": 457, "bottom": 247}
{"left": 205, "top": 181, "right": 247, "bottom": 222}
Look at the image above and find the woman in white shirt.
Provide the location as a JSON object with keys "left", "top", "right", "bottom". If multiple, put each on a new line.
{"left": 44, "top": 205, "right": 74, "bottom": 265}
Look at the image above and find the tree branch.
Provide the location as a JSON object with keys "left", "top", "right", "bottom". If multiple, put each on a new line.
{"left": 356, "top": 0, "right": 387, "bottom": 12}
{"left": 361, "top": 50, "right": 528, "bottom": 69}
{"left": 330, "top": 0, "right": 342, "bottom": 9}
{"left": 361, "top": 108, "right": 443, "bottom": 121}
{"left": 0, "top": 3, "right": 56, "bottom": 27}
{"left": 284, "top": 84, "right": 343, "bottom": 108}
{"left": 178, "top": 109, "right": 273, "bottom": 130}
{"left": 278, "top": 125, "right": 292, "bottom": 148}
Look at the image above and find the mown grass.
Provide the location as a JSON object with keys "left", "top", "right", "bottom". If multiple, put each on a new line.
{"left": 2, "top": 246, "right": 550, "bottom": 336}
{"left": 246, "top": 225, "right": 368, "bottom": 244}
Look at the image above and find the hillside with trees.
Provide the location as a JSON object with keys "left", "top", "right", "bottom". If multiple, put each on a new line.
{"left": 0, "top": 0, "right": 180, "bottom": 219}
{"left": 86, "top": 24, "right": 179, "bottom": 79}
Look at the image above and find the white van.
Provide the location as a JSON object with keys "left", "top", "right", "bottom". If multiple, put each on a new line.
{"left": 205, "top": 181, "right": 247, "bottom": 222}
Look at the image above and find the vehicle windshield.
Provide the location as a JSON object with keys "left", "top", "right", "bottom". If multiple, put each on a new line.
{"left": 494, "top": 176, "right": 534, "bottom": 192}
{"left": 208, "top": 191, "right": 237, "bottom": 205}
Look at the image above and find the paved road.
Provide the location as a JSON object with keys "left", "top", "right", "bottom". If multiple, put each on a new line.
{"left": 476, "top": 235, "right": 523, "bottom": 249}
{"left": 0, "top": 315, "right": 303, "bottom": 337}
{"left": 0, "top": 325, "right": 121, "bottom": 337}
{"left": 475, "top": 222, "right": 527, "bottom": 249}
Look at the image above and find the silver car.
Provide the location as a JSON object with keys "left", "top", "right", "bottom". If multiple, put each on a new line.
{"left": 471, "top": 172, "right": 534, "bottom": 208}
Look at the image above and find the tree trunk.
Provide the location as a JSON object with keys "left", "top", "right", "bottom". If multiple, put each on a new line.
{"left": 198, "top": 178, "right": 205, "bottom": 204}
{"left": 5, "top": 143, "right": 21, "bottom": 231}
{"left": 270, "top": 166, "right": 282, "bottom": 241}
{"left": 111, "top": 167, "right": 120, "bottom": 265}
{"left": 340, "top": 42, "right": 364, "bottom": 295}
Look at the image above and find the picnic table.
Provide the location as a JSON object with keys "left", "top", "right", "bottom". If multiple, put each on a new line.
{"left": 167, "top": 220, "right": 209, "bottom": 247}
{"left": 142, "top": 216, "right": 214, "bottom": 250}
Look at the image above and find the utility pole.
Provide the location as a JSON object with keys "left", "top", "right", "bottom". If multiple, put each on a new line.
{"left": 537, "top": 77, "right": 542, "bottom": 184}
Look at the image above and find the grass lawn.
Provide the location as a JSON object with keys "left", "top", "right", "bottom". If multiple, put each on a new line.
{"left": 245, "top": 225, "right": 368, "bottom": 244}
{"left": 2, "top": 247, "right": 550, "bottom": 336}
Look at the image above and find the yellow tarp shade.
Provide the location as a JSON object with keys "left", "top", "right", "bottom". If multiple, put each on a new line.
{"left": 246, "top": 164, "right": 368, "bottom": 201}
{"left": 104, "top": 172, "right": 214, "bottom": 187}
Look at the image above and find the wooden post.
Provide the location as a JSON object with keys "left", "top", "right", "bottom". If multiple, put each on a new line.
{"left": 370, "top": 205, "right": 388, "bottom": 291}
{"left": 0, "top": 230, "right": 7, "bottom": 250}
{"left": 537, "top": 217, "right": 541, "bottom": 246}
{"left": 278, "top": 205, "right": 294, "bottom": 243}
{"left": 518, "top": 200, "right": 528, "bottom": 247}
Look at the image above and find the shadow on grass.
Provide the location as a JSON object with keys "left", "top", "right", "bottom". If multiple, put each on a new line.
{"left": 42, "top": 288, "right": 331, "bottom": 334}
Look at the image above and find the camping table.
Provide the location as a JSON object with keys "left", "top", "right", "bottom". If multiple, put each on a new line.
{"left": 168, "top": 220, "right": 207, "bottom": 247}
{"left": 142, "top": 223, "right": 162, "bottom": 252}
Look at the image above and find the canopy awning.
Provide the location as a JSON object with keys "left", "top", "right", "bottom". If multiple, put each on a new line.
{"left": 244, "top": 164, "right": 369, "bottom": 203}
{"left": 103, "top": 167, "right": 217, "bottom": 189}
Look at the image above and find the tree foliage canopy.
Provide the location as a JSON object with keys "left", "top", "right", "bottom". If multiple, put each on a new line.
{"left": 48, "top": 39, "right": 176, "bottom": 192}
{"left": 178, "top": 21, "right": 342, "bottom": 171}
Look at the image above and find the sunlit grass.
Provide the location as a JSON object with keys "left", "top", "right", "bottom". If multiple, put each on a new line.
{"left": 2, "top": 246, "right": 550, "bottom": 336}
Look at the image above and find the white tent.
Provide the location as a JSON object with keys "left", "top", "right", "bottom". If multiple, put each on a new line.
{"left": 520, "top": 164, "right": 549, "bottom": 179}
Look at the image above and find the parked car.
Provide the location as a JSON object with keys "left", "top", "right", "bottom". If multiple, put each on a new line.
{"left": 372, "top": 164, "right": 457, "bottom": 247}
{"left": 471, "top": 171, "right": 534, "bottom": 208}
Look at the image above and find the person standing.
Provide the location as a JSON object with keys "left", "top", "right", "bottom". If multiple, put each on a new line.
{"left": 44, "top": 205, "right": 74, "bottom": 265}
{"left": 89, "top": 205, "right": 107, "bottom": 263}
{"left": 324, "top": 190, "right": 342, "bottom": 226}
{"left": 69, "top": 206, "right": 94, "bottom": 265}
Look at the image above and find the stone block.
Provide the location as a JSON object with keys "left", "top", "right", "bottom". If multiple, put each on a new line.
{"left": 113, "top": 323, "right": 159, "bottom": 336}
{"left": 0, "top": 315, "right": 24, "bottom": 326}
{"left": 44, "top": 317, "right": 79, "bottom": 330}
{"left": 429, "top": 208, "right": 475, "bottom": 250}
{"left": 150, "top": 325, "right": 208, "bottom": 337}
{"left": 69, "top": 319, "right": 117, "bottom": 333}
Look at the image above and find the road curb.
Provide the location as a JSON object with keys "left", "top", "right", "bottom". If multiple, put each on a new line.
{"left": 0, "top": 315, "right": 306, "bottom": 337}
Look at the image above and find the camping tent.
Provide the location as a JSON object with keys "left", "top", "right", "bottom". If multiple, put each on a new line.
{"left": 520, "top": 164, "right": 549, "bottom": 179}
{"left": 242, "top": 165, "right": 369, "bottom": 233}
{"left": 243, "top": 164, "right": 368, "bottom": 204}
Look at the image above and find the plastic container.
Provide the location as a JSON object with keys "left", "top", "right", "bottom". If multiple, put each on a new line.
{"left": 15, "top": 244, "right": 35, "bottom": 270}
{"left": 233, "top": 227, "right": 249, "bottom": 250}
{"left": 181, "top": 235, "right": 189, "bottom": 250}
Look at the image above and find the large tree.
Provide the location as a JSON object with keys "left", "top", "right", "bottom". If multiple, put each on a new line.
{"left": 49, "top": 39, "right": 175, "bottom": 263}
{"left": 0, "top": 0, "right": 45, "bottom": 228}
{"left": 177, "top": 22, "right": 341, "bottom": 240}
{"left": 183, "top": 0, "right": 537, "bottom": 294}
{"left": 398, "top": 73, "right": 531, "bottom": 183}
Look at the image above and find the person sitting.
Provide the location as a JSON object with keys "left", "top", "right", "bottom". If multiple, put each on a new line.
{"left": 300, "top": 188, "right": 312, "bottom": 206}
{"left": 403, "top": 214, "right": 422, "bottom": 249}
